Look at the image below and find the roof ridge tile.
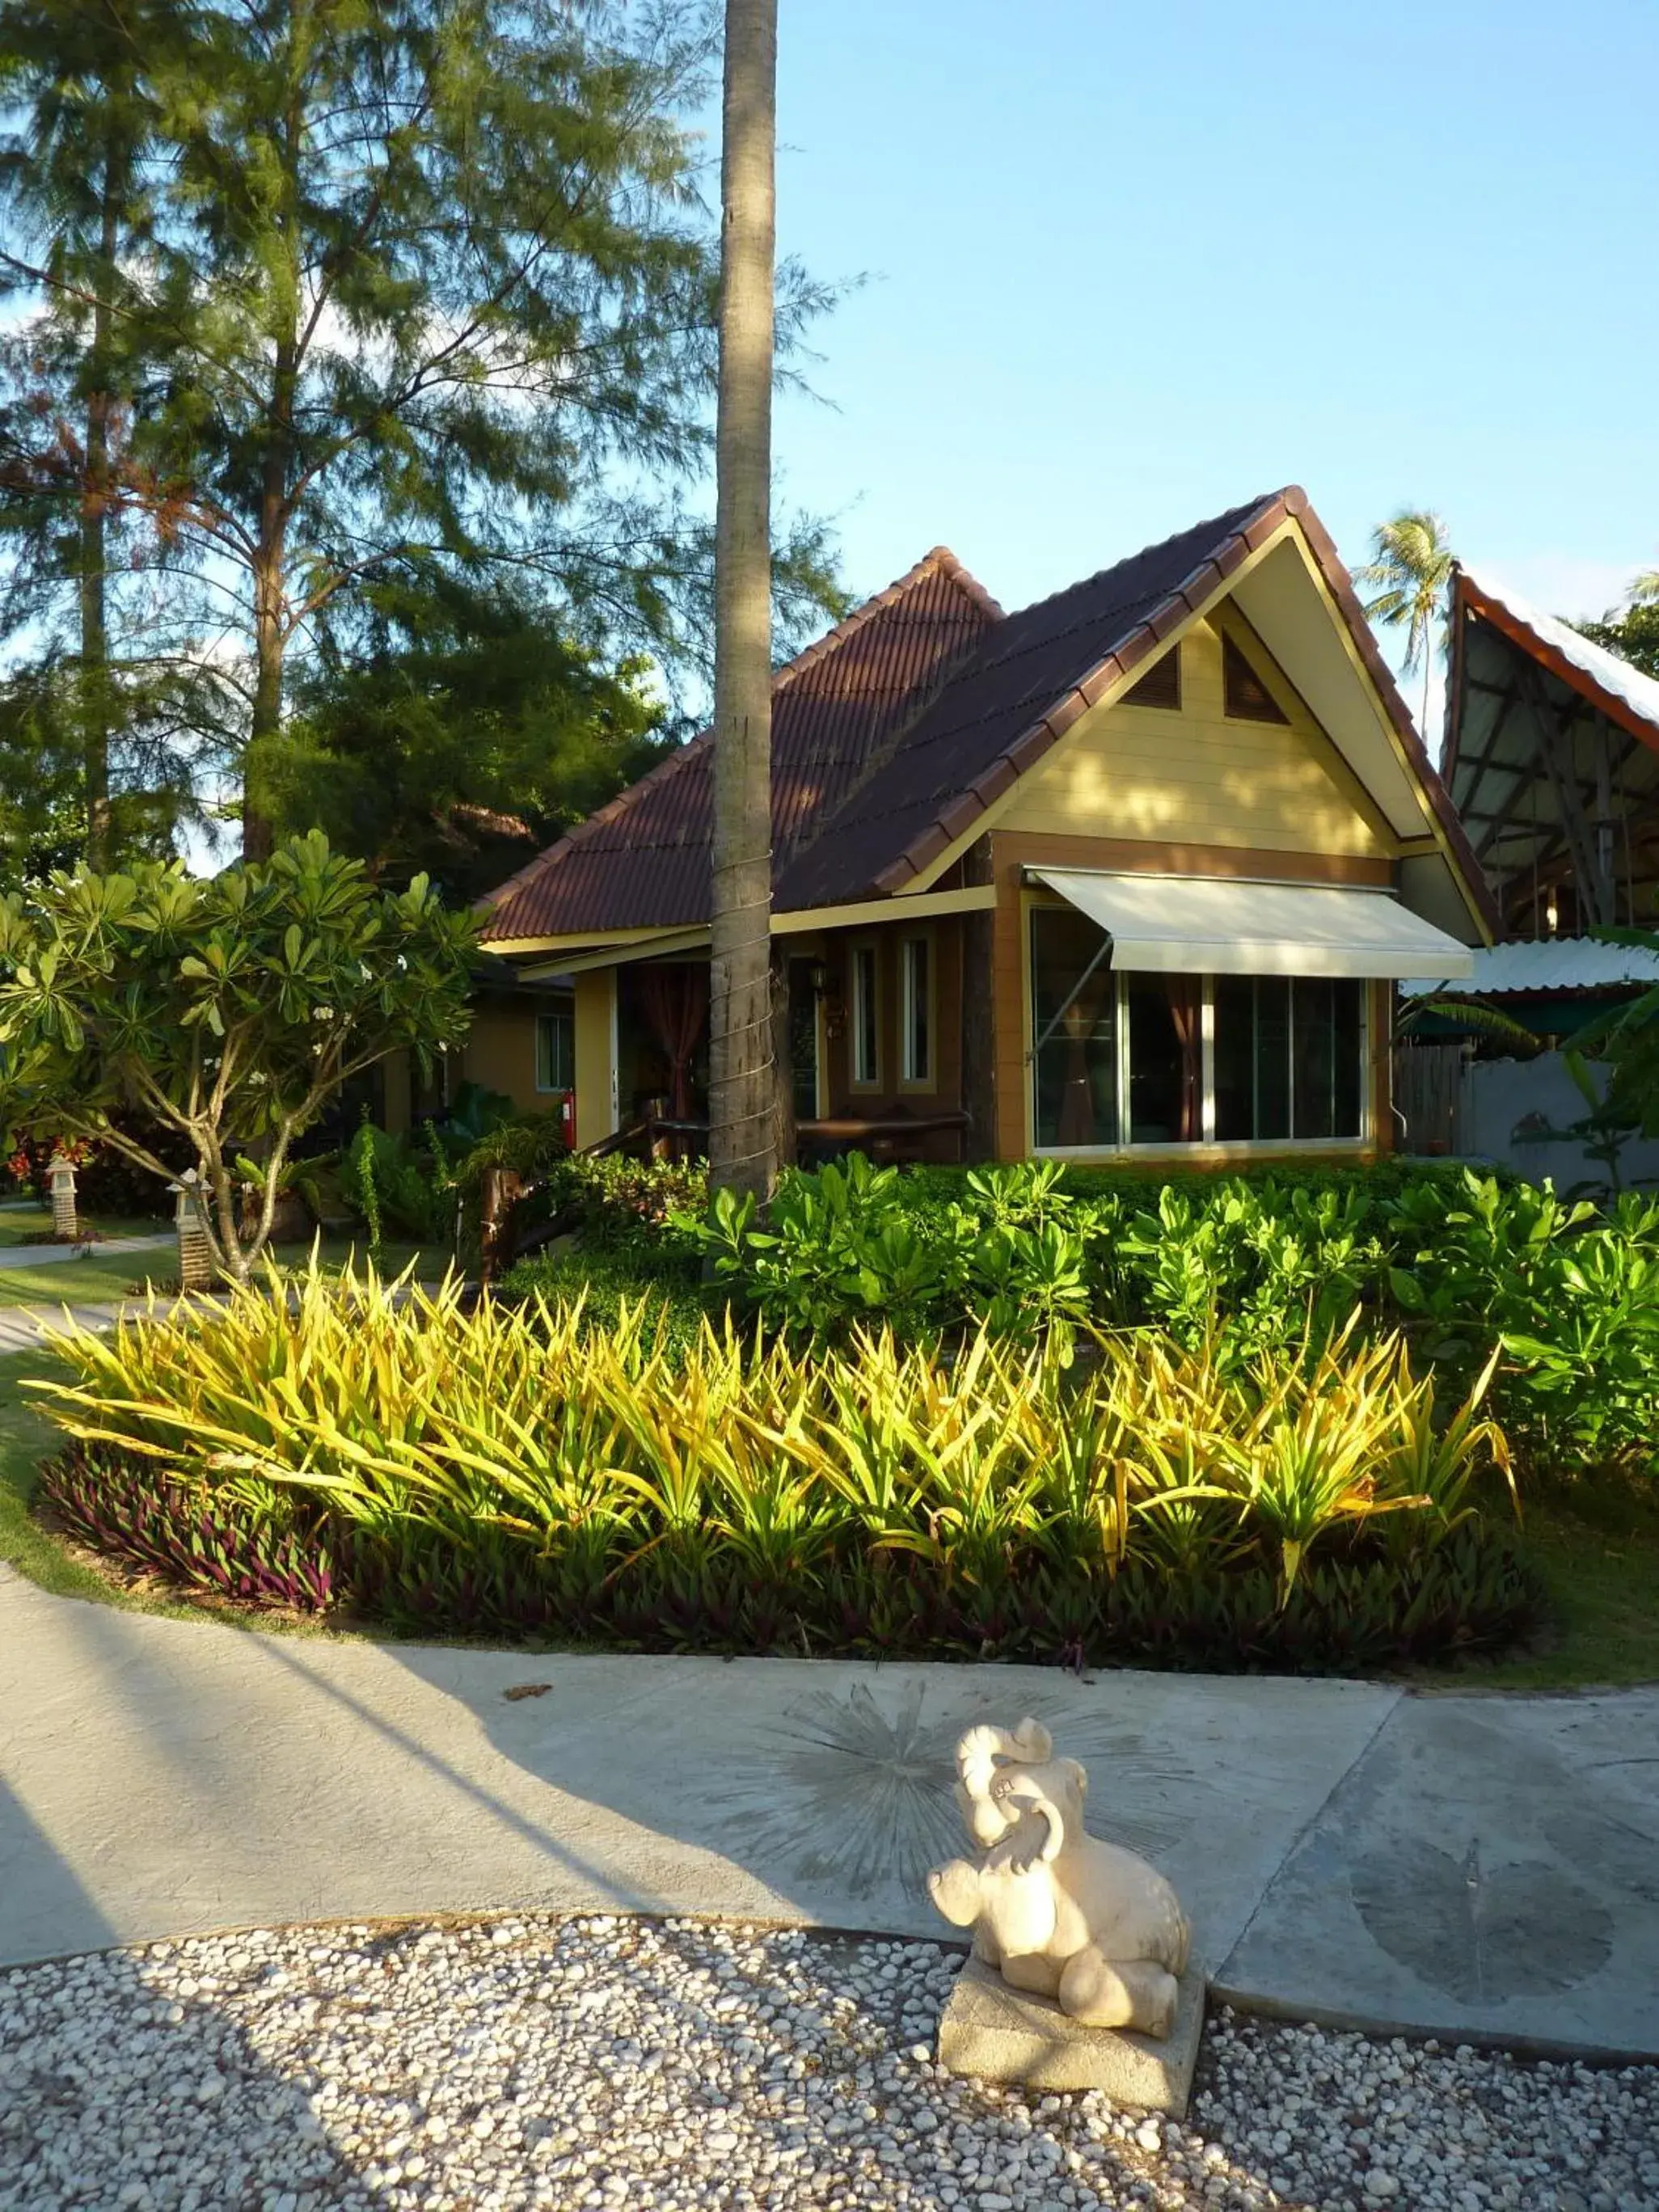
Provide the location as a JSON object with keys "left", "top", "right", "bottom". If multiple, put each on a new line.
{"left": 773, "top": 546, "right": 1003, "bottom": 694}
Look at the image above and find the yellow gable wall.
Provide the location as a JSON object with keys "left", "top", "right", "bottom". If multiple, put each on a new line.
{"left": 997, "top": 607, "right": 1392, "bottom": 859}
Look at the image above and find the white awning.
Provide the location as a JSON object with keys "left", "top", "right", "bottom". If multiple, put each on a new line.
{"left": 1031, "top": 869, "right": 1475, "bottom": 981}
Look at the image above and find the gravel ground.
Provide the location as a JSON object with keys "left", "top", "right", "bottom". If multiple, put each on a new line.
{"left": 1, "top": 1915, "right": 1655, "bottom": 2212}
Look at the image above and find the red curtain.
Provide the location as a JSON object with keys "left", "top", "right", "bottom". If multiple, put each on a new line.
{"left": 635, "top": 965, "right": 710, "bottom": 1119}
{"left": 1165, "top": 978, "right": 1202, "bottom": 1142}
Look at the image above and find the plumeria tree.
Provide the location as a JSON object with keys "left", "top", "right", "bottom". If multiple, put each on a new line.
{"left": 0, "top": 830, "right": 475, "bottom": 1281}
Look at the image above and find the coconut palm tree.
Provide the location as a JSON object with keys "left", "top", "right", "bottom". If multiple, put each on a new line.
{"left": 1629, "top": 571, "right": 1659, "bottom": 606}
{"left": 1355, "top": 509, "right": 1456, "bottom": 738}
{"left": 707, "top": 0, "right": 780, "bottom": 1200}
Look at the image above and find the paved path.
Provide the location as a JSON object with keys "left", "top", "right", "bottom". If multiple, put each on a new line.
{"left": 0, "top": 1298, "right": 133, "bottom": 1355}
{"left": 0, "top": 1231, "right": 173, "bottom": 1267}
{"left": 2, "top": 1568, "right": 1656, "bottom": 2058}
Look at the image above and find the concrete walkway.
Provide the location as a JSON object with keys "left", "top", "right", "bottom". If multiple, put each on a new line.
{"left": 0, "top": 1231, "right": 172, "bottom": 1267}
{"left": 2, "top": 1567, "right": 1656, "bottom": 2058}
{"left": 0, "top": 1298, "right": 133, "bottom": 1355}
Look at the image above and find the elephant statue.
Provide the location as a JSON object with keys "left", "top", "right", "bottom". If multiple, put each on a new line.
{"left": 927, "top": 1717, "right": 1190, "bottom": 2039}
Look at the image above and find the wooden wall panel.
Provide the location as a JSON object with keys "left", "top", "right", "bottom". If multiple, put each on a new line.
{"left": 998, "top": 613, "right": 1392, "bottom": 859}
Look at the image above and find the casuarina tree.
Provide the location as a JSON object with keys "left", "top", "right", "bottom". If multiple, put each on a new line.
{"left": 0, "top": 0, "right": 185, "bottom": 866}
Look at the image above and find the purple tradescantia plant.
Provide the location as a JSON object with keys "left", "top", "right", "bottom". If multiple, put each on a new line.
{"left": 38, "top": 1446, "right": 338, "bottom": 1611}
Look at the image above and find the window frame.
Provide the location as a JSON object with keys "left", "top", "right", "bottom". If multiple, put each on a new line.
{"left": 534, "top": 1005, "right": 576, "bottom": 1095}
{"left": 898, "top": 931, "right": 935, "bottom": 1090}
{"left": 1025, "top": 898, "right": 1370, "bottom": 1157}
{"left": 849, "top": 939, "right": 881, "bottom": 1090}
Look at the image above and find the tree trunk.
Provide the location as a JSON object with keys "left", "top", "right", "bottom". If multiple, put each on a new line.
{"left": 707, "top": 0, "right": 779, "bottom": 1202}
{"left": 244, "top": 541, "right": 285, "bottom": 862}
{"left": 243, "top": 233, "right": 298, "bottom": 862}
{"left": 78, "top": 138, "right": 124, "bottom": 872}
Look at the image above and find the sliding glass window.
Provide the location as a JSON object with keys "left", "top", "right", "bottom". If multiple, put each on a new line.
{"left": 1032, "top": 906, "right": 1119, "bottom": 1148}
{"left": 1213, "top": 977, "right": 1363, "bottom": 1142}
{"left": 1031, "top": 907, "right": 1366, "bottom": 1150}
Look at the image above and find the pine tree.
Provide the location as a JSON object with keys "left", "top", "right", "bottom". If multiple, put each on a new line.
{"left": 113, "top": 0, "right": 744, "bottom": 856}
{"left": 0, "top": 0, "right": 171, "bottom": 865}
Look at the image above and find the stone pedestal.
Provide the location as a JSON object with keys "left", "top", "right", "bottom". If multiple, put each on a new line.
{"left": 935, "top": 1954, "right": 1205, "bottom": 2115}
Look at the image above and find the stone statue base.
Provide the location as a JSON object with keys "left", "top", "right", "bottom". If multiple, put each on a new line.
{"left": 936, "top": 1953, "right": 1205, "bottom": 2115}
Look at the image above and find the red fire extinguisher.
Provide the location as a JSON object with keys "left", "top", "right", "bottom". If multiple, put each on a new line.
{"left": 559, "top": 1090, "right": 576, "bottom": 1150}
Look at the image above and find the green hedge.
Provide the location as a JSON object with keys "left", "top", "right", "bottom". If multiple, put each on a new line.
{"left": 678, "top": 1156, "right": 1659, "bottom": 1477}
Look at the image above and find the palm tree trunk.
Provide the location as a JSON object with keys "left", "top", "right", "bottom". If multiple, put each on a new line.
{"left": 707, "top": 0, "right": 779, "bottom": 1201}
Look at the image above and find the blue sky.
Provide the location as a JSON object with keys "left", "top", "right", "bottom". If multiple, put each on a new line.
{"left": 762, "top": 0, "right": 1659, "bottom": 711}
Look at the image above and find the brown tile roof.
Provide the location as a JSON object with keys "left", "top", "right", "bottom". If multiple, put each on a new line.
{"left": 775, "top": 493, "right": 1282, "bottom": 906}
{"left": 482, "top": 488, "right": 1495, "bottom": 943}
{"left": 479, "top": 548, "right": 1002, "bottom": 943}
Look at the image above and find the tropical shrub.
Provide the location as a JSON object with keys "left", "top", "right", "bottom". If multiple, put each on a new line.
{"left": 680, "top": 1155, "right": 1659, "bottom": 1475}
{"left": 495, "top": 1246, "right": 708, "bottom": 1353}
{"left": 0, "top": 831, "right": 475, "bottom": 1281}
{"left": 684, "top": 1155, "right": 1102, "bottom": 1346}
{"left": 39, "top": 1443, "right": 337, "bottom": 1610}
{"left": 1111, "top": 1179, "right": 1381, "bottom": 1357}
{"left": 547, "top": 1151, "right": 708, "bottom": 1259}
{"left": 1386, "top": 1177, "right": 1659, "bottom": 1467}
{"left": 340, "top": 1119, "right": 456, "bottom": 1245}
{"left": 28, "top": 1264, "right": 1533, "bottom": 1670}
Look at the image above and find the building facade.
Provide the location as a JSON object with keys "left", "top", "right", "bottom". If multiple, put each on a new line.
{"left": 479, "top": 489, "right": 1491, "bottom": 1166}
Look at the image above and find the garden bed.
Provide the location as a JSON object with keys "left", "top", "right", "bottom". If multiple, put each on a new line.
{"left": 27, "top": 1264, "right": 1536, "bottom": 1675}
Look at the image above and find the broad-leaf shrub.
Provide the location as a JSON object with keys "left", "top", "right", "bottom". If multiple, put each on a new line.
{"left": 683, "top": 1156, "right": 1099, "bottom": 1345}
{"left": 30, "top": 1264, "right": 1532, "bottom": 1670}
{"left": 681, "top": 1157, "right": 1659, "bottom": 1475}
{"left": 1386, "top": 1179, "right": 1659, "bottom": 1466}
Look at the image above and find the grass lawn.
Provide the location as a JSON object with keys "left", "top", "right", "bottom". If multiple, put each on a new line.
{"left": 1466, "top": 1476, "right": 1659, "bottom": 1692}
{"left": 2, "top": 1310, "right": 1654, "bottom": 1684}
{"left": 0, "top": 1232, "right": 436, "bottom": 1308}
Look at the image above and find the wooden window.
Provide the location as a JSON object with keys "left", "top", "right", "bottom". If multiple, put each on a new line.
{"left": 786, "top": 959, "right": 822, "bottom": 1121}
{"left": 1122, "top": 645, "right": 1180, "bottom": 711}
{"left": 1222, "top": 633, "right": 1290, "bottom": 724}
{"left": 851, "top": 943, "right": 880, "bottom": 1086}
{"left": 900, "top": 935, "right": 932, "bottom": 1086}
{"left": 535, "top": 1007, "right": 574, "bottom": 1092}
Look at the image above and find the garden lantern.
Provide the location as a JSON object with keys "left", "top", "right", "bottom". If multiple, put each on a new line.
{"left": 171, "top": 1171, "right": 215, "bottom": 1293}
{"left": 47, "top": 1151, "right": 78, "bottom": 1243}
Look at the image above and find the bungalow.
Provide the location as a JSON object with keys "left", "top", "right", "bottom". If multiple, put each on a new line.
{"left": 476, "top": 488, "right": 1491, "bottom": 1167}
